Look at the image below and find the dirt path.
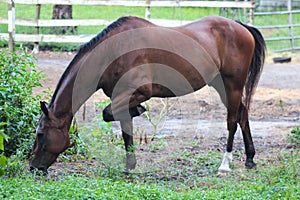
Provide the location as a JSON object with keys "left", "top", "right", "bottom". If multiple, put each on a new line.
{"left": 34, "top": 51, "right": 300, "bottom": 174}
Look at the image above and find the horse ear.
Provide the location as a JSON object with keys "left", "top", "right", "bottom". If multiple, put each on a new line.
{"left": 40, "top": 101, "right": 49, "bottom": 117}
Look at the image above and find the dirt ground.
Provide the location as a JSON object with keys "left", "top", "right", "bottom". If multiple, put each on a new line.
{"left": 34, "top": 51, "right": 300, "bottom": 174}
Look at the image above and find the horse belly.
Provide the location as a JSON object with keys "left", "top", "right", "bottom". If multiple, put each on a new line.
{"left": 151, "top": 67, "right": 207, "bottom": 98}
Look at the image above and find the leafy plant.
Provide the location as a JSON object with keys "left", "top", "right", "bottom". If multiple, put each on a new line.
{"left": 288, "top": 126, "right": 300, "bottom": 147}
{"left": 0, "top": 47, "right": 45, "bottom": 157}
{"left": 149, "top": 137, "right": 167, "bottom": 152}
{"left": 78, "top": 100, "right": 125, "bottom": 176}
{"left": 0, "top": 122, "right": 9, "bottom": 175}
{"left": 95, "top": 100, "right": 114, "bottom": 136}
{"left": 60, "top": 119, "right": 89, "bottom": 161}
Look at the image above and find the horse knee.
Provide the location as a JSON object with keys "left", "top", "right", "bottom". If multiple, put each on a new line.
{"left": 103, "top": 104, "right": 147, "bottom": 122}
{"left": 136, "top": 84, "right": 152, "bottom": 101}
{"left": 129, "top": 104, "right": 147, "bottom": 118}
{"left": 103, "top": 104, "right": 114, "bottom": 122}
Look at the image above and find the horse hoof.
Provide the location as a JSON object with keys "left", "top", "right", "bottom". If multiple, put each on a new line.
{"left": 217, "top": 165, "right": 231, "bottom": 175}
{"left": 245, "top": 161, "right": 257, "bottom": 169}
{"left": 217, "top": 169, "right": 231, "bottom": 176}
{"left": 125, "top": 153, "right": 137, "bottom": 171}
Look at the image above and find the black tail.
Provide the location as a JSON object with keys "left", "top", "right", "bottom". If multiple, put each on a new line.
{"left": 236, "top": 21, "right": 266, "bottom": 110}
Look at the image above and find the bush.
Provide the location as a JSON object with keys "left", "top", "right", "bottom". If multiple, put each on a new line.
{"left": 0, "top": 48, "right": 44, "bottom": 157}
{"left": 0, "top": 122, "right": 9, "bottom": 175}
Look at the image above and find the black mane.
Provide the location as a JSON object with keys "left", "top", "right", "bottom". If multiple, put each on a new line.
{"left": 49, "top": 16, "right": 130, "bottom": 106}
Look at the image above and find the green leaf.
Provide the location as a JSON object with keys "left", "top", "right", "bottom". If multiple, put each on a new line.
{"left": 0, "top": 138, "right": 3, "bottom": 151}
{"left": 0, "top": 155, "right": 7, "bottom": 167}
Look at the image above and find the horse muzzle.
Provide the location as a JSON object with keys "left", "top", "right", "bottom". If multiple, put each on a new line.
{"left": 29, "top": 164, "right": 48, "bottom": 175}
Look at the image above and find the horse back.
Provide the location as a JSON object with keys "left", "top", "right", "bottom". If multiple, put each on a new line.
{"left": 182, "top": 16, "right": 255, "bottom": 72}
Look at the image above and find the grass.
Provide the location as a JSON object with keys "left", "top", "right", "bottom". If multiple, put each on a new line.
{"left": 2, "top": 110, "right": 299, "bottom": 199}
{"left": 0, "top": 148, "right": 299, "bottom": 199}
{"left": 2, "top": 102, "right": 298, "bottom": 199}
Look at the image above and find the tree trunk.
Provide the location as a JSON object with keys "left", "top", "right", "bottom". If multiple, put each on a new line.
{"left": 52, "top": 5, "right": 76, "bottom": 35}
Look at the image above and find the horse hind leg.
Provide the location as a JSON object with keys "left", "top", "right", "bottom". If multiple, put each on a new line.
{"left": 237, "top": 103, "right": 256, "bottom": 169}
{"left": 218, "top": 100, "right": 239, "bottom": 173}
{"left": 209, "top": 75, "right": 242, "bottom": 173}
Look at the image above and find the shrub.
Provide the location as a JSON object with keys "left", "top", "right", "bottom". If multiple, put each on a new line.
{"left": 0, "top": 48, "right": 44, "bottom": 157}
{"left": 0, "top": 122, "right": 9, "bottom": 175}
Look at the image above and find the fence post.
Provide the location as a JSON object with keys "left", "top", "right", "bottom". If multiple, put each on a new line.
{"left": 8, "top": 0, "right": 15, "bottom": 51}
{"left": 249, "top": 0, "right": 255, "bottom": 25}
{"left": 33, "top": 4, "right": 41, "bottom": 53}
{"left": 287, "top": 0, "right": 294, "bottom": 50}
{"left": 145, "top": 0, "right": 151, "bottom": 20}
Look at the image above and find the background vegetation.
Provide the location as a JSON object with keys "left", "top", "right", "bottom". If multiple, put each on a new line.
{"left": 0, "top": 48, "right": 44, "bottom": 157}
{"left": 0, "top": 3, "right": 299, "bottom": 51}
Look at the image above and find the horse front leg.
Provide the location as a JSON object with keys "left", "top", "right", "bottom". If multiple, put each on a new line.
{"left": 105, "top": 86, "right": 152, "bottom": 171}
{"left": 120, "top": 120, "right": 137, "bottom": 172}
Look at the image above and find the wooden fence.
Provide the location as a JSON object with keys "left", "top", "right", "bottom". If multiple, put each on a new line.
{"left": 0, "top": 0, "right": 255, "bottom": 51}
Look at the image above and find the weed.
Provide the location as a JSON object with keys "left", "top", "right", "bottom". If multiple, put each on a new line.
{"left": 60, "top": 119, "right": 89, "bottom": 162}
{"left": 279, "top": 99, "right": 284, "bottom": 111}
{"left": 149, "top": 138, "right": 167, "bottom": 152}
{"left": 143, "top": 98, "right": 178, "bottom": 141}
{"left": 78, "top": 99, "right": 126, "bottom": 176}
{"left": 288, "top": 126, "right": 300, "bottom": 147}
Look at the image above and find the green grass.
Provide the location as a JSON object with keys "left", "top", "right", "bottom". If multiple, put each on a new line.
{"left": 0, "top": 149, "right": 299, "bottom": 199}
{"left": 2, "top": 114, "right": 300, "bottom": 199}
{"left": 2, "top": 113, "right": 299, "bottom": 199}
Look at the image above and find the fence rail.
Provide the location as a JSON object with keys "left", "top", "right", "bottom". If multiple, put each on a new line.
{"left": 0, "top": 0, "right": 255, "bottom": 51}
{"left": 1, "top": 0, "right": 299, "bottom": 52}
{"left": 0, "top": 0, "right": 254, "bottom": 8}
{"left": 254, "top": 0, "right": 300, "bottom": 52}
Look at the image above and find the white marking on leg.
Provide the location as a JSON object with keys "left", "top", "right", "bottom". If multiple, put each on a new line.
{"left": 218, "top": 151, "right": 233, "bottom": 173}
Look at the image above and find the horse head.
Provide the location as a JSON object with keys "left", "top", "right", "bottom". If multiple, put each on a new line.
{"left": 30, "top": 101, "right": 71, "bottom": 174}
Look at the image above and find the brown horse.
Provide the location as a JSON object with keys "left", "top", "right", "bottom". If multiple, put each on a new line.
{"left": 30, "top": 16, "right": 265, "bottom": 174}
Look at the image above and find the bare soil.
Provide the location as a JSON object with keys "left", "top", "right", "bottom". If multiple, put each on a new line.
{"left": 34, "top": 51, "right": 300, "bottom": 176}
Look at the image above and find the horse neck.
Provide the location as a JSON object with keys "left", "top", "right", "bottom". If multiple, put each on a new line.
{"left": 49, "top": 18, "right": 143, "bottom": 118}
{"left": 50, "top": 52, "right": 101, "bottom": 120}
